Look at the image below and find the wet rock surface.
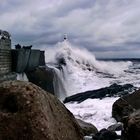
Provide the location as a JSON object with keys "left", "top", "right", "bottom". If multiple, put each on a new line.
{"left": 107, "top": 123, "right": 123, "bottom": 131}
{"left": 0, "top": 80, "right": 83, "bottom": 140}
{"left": 112, "top": 98, "right": 135, "bottom": 122}
{"left": 26, "top": 66, "right": 55, "bottom": 94}
{"left": 112, "top": 89, "right": 140, "bottom": 122}
{"left": 112, "top": 89, "right": 140, "bottom": 139}
{"left": 92, "top": 128, "right": 120, "bottom": 140}
{"left": 64, "top": 83, "right": 135, "bottom": 103}
{"left": 77, "top": 119, "right": 98, "bottom": 136}
{"left": 122, "top": 110, "right": 140, "bottom": 140}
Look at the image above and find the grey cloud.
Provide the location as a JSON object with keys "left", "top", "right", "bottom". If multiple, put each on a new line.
{"left": 0, "top": 0, "right": 140, "bottom": 58}
{"left": 52, "top": 0, "right": 96, "bottom": 17}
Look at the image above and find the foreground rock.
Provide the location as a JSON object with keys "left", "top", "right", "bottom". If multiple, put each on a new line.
{"left": 64, "top": 83, "right": 135, "bottom": 103}
{"left": 112, "top": 89, "right": 140, "bottom": 122}
{"left": 112, "top": 98, "right": 135, "bottom": 122}
{"left": 26, "top": 66, "right": 55, "bottom": 94}
{"left": 122, "top": 110, "right": 140, "bottom": 140}
{"left": 0, "top": 81, "right": 83, "bottom": 140}
{"left": 107, "top": 123, "right": 123, "bottom": 132}
{"left": 76, "top": 119, "right": 98, "bottom": 136}
{"left": 92, "top": 129, "right": 120, "bottom": 140}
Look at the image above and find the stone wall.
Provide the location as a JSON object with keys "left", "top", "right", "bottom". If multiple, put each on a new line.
{"left": 0, "top": 48, "right": 11, "bottom": 75}
{"left": 0, "top": 72, "right": 16, "bottom": 83}
{"left": 0, "top": 30, "right": 45, "bottom": 83}
{"left": 11, "top": 49, "right": 44, "bottom": 73}
{"left": 0, "top": 38, "right": 11, "bottom": 50}
{"left": 0, "top": 30, "right": 14, "bottom": 80}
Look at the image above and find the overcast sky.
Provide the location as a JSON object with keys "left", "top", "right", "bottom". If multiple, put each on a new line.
{"left": 0, "top": 0, "right": 140, "bottom": 58}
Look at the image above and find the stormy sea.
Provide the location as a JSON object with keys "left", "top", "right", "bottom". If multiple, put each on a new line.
{"left": 45, "top": 40, "right": 140, "bottom": 134}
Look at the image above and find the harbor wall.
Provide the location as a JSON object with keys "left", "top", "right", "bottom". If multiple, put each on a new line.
{"left": 0, "top": 30, "right": 45, "bottom": 83}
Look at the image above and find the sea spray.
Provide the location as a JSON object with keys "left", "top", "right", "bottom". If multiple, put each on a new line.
{"left": 53, "top": 66, "right": 67, "bottom": 100}
{"left": 45, "top": 40, "right": 140, "bottom": 133}
{"left": 65, "top": 97, "right": 118, "bottom": 130}
{"left": 45, "top": 40, "right": 132, "bottom": 75}
{"left": 16, "top": 73, "right": 28, "bottom": 81}
{"left": 45, "top": 40, "right": 132, "bottom": 98}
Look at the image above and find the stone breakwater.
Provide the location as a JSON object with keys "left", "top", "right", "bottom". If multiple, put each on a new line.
{"left": 0, "top": 30, "right": 17, "bottom": 82}
{"left": 0, "top": 29, "right": 54, "bottom": 96}
{"left": 0, "top": 49, "right": 11, "bottom": 75}
{"left": 0, "top": 29, "right": 45, "bottom": 83}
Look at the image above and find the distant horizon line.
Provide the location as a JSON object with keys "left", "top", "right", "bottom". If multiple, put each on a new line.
{"left": 97, "top": 58, "right": 140, "bottom": 60}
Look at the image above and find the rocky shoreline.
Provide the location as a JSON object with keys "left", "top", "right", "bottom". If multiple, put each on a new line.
{"left": 63, "top": 83, "right": 136, "bottom": 103}
{"left": 1, "top": 30, "right": 140, "bottom": 140}
{"left": 0, "top": 80, "right": 83, "bottom": 140}
{"left": 0, "top": 79, "right": 140, "bottom": 140}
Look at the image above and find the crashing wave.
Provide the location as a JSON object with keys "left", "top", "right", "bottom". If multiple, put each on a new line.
{"left": 45, "top": 40, "right": 132, "bottom": 99}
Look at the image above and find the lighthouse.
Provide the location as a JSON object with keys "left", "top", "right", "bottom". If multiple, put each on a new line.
{"left": 64, "top": 34, "right": 67, "bottom": 40}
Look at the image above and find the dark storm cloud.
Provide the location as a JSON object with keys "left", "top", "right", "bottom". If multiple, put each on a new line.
{"left": 0, "top": 0, "right": 140, "bottom": 58}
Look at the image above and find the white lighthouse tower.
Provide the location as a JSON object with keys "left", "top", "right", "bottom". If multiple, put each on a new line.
{"left": 64, "top": 34, "right": 67, "bottom": 41}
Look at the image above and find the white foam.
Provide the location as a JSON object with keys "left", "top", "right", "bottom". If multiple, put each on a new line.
{"left": 16, "top": 73, "right": 28, "bottom": 81}
{"left": 44, "top": 40, "right": 140, "bottom": 133}
{"left": 65, "top": 97, "right": 118, "bottom": 130}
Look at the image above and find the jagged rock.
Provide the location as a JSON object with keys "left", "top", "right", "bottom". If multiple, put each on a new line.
{"left": 0, "top": 81, "right": 83, "bottom": 140}
{"left": 107, "top": 123, "right": 123, "bottom": 131}
{"left": 112, "top": 98, "right": 135, "bottom": 122}
{"left": 122, "top": 110, "right": 140, "bottom": 140}
{"left": 64, "top": 83, "right": 135, "bottom": 103}
{"left": 112, "top": 89, "right": 140, "bottom": 122}
{"left": 84, "top": 136, "right": 93, "bottom": 140}
{"left": 92, "top": 128, "right": 119, "bottom": 140}
{"left": 76, "top": 119, "right": 98, "bottom": 136}
{"left": 26, "top": 66, "right": 55, "bottom": 94}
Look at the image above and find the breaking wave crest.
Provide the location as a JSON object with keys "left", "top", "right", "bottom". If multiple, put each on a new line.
{"left": 45, "top": 41, "right": 132, "bottom": 99}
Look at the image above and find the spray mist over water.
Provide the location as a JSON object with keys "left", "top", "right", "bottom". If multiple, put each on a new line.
{"left": 45, "top": 40, "right": 132, "bottom": 99}
{"left": 16, "top": 73, "right": 28, "bottom": 81}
